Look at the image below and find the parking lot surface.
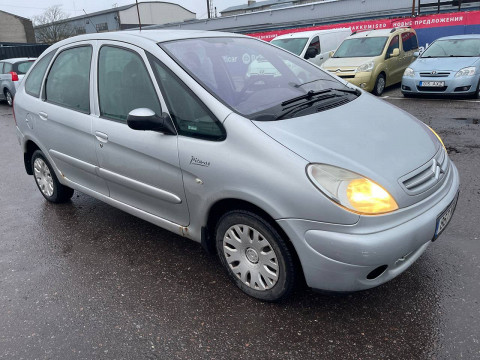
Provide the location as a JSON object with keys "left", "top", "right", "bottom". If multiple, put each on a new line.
{"left": 0, "top": 85, "right": 479, "bottom": 359}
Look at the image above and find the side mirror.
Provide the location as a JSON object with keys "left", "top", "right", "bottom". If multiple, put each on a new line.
{"left": 127, "top": 108, "right": 176, "bottom": 135}
{"left": 305, "top": 47, "right": 319, "bottom": 60}
{"left": 329, "top": 51, "right": 334, "bottom": 58}
{"left": 391, "top": 48, "right": 400, "bottom": 57}
{"left": 413, "top": 51, "right": 419, "bottom": 58}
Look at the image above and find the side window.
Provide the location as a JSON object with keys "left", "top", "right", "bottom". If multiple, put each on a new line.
{"left": 0, "top": 63, "right": 4, "bottom": 74}
{"left": 45, "top": 46, "right": 92, "bottom": 113}
{"left": 148, "top": 54, "right": 226, "bottom": 141}
{"left": 402, "top": 32, "right": 419, "bottom": 52}
{"left": 386, "top": 35, "right": 399, "bottom": 59}
{"left": 305, "top": 36, "right": 320, "bottom": 58}
{"left": 25, "top": 50, "right": 56, "bottom": 97}
{"left": 4, "top": 63, "right": 13, "bottom": 73}
{"left": 98, "top": 46, "right": 161, "bottom": 122}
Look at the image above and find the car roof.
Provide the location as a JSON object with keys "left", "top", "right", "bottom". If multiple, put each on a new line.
{"left": 273, "top": 28, "right": 351, "bottom": 40}
{"left": 434, "top": 34, "right": 480, "bottom": 40}
{"left": 348, "top": 28, "right": 413, "bottom": 39}
{"left": 49, "top": 29, "right": 246, "bottom": 51}
{"left": 0, "top": 57, "right": 37, "bottom": 63}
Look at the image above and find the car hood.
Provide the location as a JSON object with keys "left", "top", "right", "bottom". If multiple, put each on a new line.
{"left": 323, "top": 56, "right": 374, "bottom": 69}
{"left": 253, "top": 92, "right": 439, "bottom": 207}
{"left": 411, "top": 56, "right": 479, "bottom": 71}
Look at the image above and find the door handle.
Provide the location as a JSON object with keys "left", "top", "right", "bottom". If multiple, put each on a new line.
{"left": 38, "top": 112, "right": 48, "bottom": 121}
{"left": 95, "top": 131, "right": 108, "bottom": 143}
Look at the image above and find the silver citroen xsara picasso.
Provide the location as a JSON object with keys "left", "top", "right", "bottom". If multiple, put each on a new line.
{"left": 14, "top": 30, "right": 459, "bottom": 301}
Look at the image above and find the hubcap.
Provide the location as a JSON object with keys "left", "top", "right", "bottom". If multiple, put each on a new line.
{"left": 377, "top": 77, "right": 385, "bottom": 94}
{"left": 6, "top": 92, "right": 12, "bottom": 106}
{"left": 33, "top": 158, "right": 54, "bottom": 197}
{"left": 223, "top": 224, "right": 279, "bottom": 291}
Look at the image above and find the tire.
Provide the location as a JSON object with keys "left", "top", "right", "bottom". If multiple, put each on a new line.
{"left": 472, "top": 80, "right": 480, "bottom": 99}
{"left": 4, "top": 89, "right": 13, "bottom": 107}
{"left": 215, "top": 210, "right": 296, "bottom": 302}
{"left": 32, "top": 150, "right": 74, "bottom": 203}
{"left": 372, "top": 73, "right": 386, "bottom": 96}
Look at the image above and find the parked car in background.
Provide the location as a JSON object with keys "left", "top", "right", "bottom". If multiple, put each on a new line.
{"left": 322, "top": 28, "right": 419, "bottom": 95}
{"left": 270, "top": 28, "right": 351, "bottom": 66}
{"left": 14, "top": 31, "right": 459, "bottom": 301}
{"left": 0, "top": 57, "right": 36, "bottom": 106}
{"left": 402, "top": 34, "right": 480, "bottom": 98}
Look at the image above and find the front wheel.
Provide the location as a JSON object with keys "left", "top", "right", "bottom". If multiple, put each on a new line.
{"left": 372, "top": 73, "right": 386, "bottom": 96}
{"left": 32, "top": 150, "right": 74, "bottom": 203}
{"left": 5, "top": 89, "right": 13, "bottom": 106}
{"left": 215, "top": 210, "right": 296, "bottom": 302}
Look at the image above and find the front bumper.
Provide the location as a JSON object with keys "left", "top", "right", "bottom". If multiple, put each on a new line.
{"left": 277, "top": 162, "right": 460, "bottom": 292}
{"left": 402, "top": 74, "right": 479, "bottom": 96}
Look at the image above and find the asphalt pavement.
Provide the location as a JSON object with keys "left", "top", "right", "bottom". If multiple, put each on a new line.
{"left": 0, "top": 85, "right": 479, "bottom": 359}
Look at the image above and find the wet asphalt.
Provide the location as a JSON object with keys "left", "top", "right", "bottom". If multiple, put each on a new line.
{"left": 0, "top": 86, "right": 479, "bottom": 360}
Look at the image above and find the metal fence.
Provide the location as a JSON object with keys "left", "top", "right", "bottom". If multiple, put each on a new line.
{"left": 0, "top": 43, "right": 49, "bottom": 61}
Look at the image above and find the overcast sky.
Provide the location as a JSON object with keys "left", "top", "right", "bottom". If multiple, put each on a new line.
{"left": 0, "top": 0, "right": 246, "bottom": 20}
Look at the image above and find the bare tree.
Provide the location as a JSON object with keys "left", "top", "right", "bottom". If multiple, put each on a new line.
{"left": 33, "top": 5, "right": 75, "bottom": 44}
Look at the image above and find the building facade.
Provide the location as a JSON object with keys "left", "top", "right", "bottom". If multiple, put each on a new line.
{"left": 34, "top": 2, "right": 195, "bottom": 42}
{"left": 221, "top": 0, "right": 330, "bottom": 17}
{"left": 0, "top": 10, "right": 35, "bottom": 43}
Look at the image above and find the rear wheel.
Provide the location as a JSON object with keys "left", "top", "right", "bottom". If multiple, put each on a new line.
{"left": 372, "top": 73, "right": 386, "bottom": 96}
{"left": 215, "top": 210, "right": 296, "bottom": 302}
{"left": 32, "top": 150, "right": 74, "bottom": 203}
{"left": 4, "top": 89, "right": 13, "bottom": 106}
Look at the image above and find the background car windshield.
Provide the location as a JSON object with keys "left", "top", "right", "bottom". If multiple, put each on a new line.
{"left": 14, "top": 61, "right": 35, "bottom": 74}
{"left": 421, "top": 39, "right": 480, "bottom": 57}
{"left": 333, "top": 37, "right": 388, "bottom": 58}
{"left": 160, "top": 37, "right": 347, "bottom": 117}
{"left": 271, "top": 38, "right": 309, "bottom": 55}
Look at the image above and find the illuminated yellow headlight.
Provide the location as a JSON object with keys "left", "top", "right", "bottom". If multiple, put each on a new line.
{"left": 346, "top": 178, "right": 398, "bottom": 214}
{"left": 427, "top": 125, "right": 446, "bottom": 151}
{"left": 307, "top": 164, "right": 399, "bottom": 215}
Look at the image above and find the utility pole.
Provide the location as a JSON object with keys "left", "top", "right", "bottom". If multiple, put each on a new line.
{"left": 418, "top": 0, "right": 421, "bottom": 15}
{"left": 438, "top": 0, "right": 440, "bottom": 13}
{"left": 207, "top": 0, "right": 211, "bottom": 18}
{"left": 411, "top": 0, "right": 415, "bottom": 16}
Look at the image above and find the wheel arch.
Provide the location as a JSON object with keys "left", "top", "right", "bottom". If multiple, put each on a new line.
{"left": 23, "top": 140, "right": 41, "bottom": 175}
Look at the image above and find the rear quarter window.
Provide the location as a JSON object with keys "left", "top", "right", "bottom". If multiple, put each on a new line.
{"left": 402, "top": 32, "right": 419, "bottom": 52}
{"left": 25, "top": 51, "right": 56, "bottom": 97}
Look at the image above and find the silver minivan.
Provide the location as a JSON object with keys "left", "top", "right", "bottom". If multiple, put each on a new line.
{"left": 14, "top": 31, "right": 459, "bottom": 301}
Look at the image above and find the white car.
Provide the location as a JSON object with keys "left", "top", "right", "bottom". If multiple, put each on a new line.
{"left": 271, "top": 28, "right": 351, "bottom": 66}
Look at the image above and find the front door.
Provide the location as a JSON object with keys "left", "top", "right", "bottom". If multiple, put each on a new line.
{"left": 384, "top": 35, "right": 402, "bottom": 85}
{"left": 92, "top": 42, "right": 189, "bottom": 226}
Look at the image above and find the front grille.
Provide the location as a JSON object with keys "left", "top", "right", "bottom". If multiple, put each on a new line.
{"left": 420, "top": 72, "right": 450, "bottom": 77}
{"left": 417, "top": 86, "right": 448, "bottom": 92}
{"left": 400, "top": 148, "right": 449, "bottom": 195}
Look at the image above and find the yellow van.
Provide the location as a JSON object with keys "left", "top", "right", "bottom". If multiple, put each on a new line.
{"left": 322, "top": 28, "right": 419, "bottom": 95}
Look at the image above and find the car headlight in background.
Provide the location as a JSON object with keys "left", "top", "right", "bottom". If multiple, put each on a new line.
{"left": 403, "top": 67, "right": 415, "bottom": 77}
{"left": 455, "top": 67, "right": 476, "bottom": 77}
{"left": 307, "top": 164, "right": 398, "bottom": 215}
{"left": 357, "top": 61, "right": 375, "bottom": 73}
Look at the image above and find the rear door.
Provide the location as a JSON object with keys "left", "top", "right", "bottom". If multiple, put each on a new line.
{"left": 400, "top": 31, "right": 419, "bottom": 70}
{"left": 35, "top": 41, "right": 109, "bottom": 195}
{"left": 92, "top": 41, "right": 189, "bottom": 226}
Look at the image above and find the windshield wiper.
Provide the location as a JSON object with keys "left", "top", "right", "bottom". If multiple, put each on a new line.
{"left": 281, "top": 87, "right": 359, "bottom": 107}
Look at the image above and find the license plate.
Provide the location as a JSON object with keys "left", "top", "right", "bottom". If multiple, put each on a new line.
{"left": 434, "top": 192, "right": 459, "bottom": 240}
{"left": 420, "top": 81, "right": 445, "bottom": 87}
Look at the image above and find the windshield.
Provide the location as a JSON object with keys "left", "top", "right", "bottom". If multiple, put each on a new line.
{"left": 333, "top": 37, "right": 388, "bottom": 58}
{"left": 271, "top": 38, "right": 309, "bottom": 56}
{"left": 160, "top": 37, "right": 350, "bottom": 118}
{"left": 421, "top": 38, "right": 480, "bottom": 57}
